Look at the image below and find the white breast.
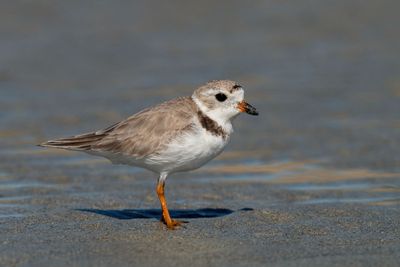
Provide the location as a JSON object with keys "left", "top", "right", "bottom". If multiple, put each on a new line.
{"left": 144, "top": 124, "right": 230, "bottom": 174}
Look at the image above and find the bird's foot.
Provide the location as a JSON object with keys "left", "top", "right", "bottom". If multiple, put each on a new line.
{"left": 161, "top": 218, "right": 188, "bottom": 230}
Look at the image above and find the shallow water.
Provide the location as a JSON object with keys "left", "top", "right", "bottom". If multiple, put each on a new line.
{"left": 0, "top": 1, "right": 400, "bottom": 266}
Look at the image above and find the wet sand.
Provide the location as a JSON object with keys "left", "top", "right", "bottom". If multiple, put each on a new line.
{"left": 1, "top": 1, "right": 400, "bottom": 266}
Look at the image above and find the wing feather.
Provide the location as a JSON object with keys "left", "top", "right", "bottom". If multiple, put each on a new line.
{"left": 40, "top": 97, "right": 198, "bottom": 158}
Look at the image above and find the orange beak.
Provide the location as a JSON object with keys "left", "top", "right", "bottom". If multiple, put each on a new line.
{"left": 237, "top": 100, "right": 258, "bottom": 115}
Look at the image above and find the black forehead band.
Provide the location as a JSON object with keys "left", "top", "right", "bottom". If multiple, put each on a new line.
{"left": 230, "top": 84, "right": 242, "bottom": 93}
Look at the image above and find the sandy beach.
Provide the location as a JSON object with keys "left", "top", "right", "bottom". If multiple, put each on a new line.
{"left": 1, "top": 1, "right": 399, "bottom": 266}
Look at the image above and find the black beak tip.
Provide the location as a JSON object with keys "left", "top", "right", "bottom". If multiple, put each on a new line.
{"left": 245, "top": 105, "right": 259, "bottom": 116}
{"left": 247, "top": 110, "right": 259, "bottom": 116}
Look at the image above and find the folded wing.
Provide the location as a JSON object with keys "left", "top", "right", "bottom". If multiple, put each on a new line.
{"left": 40, "top": 97, "right": 197, "bottom": 158}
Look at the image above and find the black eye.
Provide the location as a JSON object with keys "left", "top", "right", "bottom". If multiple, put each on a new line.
{"left": 215, "top": 93, "right": 227, "bottom": 102}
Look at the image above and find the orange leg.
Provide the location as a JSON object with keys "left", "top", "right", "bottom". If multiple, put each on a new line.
{"left": 156, "top": 178, "right": 183, "bottom": 229}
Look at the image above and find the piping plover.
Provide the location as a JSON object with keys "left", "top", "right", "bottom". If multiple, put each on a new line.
{"left": 40, "top": 80, "right": 258, "bottom": 229}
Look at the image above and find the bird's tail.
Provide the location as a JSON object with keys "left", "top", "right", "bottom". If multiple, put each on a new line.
{"left": 39, "top": 123, "right": 119, "bottom": 151}
{"left": 39, "top": 132, "right": 106, "bottom": 151}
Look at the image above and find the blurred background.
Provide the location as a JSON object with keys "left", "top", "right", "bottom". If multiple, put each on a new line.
{"left": 0, "top": 1, "right": 399, "bottom": 266}
{"left": 1, "top": 0, "right": 399, "bottom": 169}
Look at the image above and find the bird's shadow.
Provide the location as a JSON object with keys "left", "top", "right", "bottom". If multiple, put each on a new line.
{"left": 77, "top": 207, "right": 253, "bottom": 220}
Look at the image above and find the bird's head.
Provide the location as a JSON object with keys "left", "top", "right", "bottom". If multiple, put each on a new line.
{"left": 192, "top": 80, "right": 258, "bottom": 123}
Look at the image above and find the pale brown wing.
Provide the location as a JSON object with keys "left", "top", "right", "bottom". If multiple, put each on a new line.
{"left": 38, "top": 122, "right": 119, "bottom": 150}
{"left": 40, "top": 97, "right": 198, "bottom": 158}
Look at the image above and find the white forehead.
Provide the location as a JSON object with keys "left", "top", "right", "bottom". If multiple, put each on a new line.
{"left": 194, "top": 80, "right": 242, "bottom": 95}
{"left": 235, "top": 88, "right": 244, "bottom": 99}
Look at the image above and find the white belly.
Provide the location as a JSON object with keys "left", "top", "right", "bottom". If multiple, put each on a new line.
{"left": 144, "top": 127, "right": 230, "bottom": 174}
